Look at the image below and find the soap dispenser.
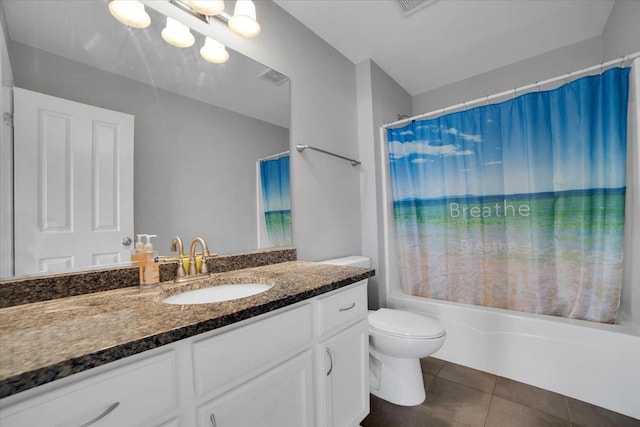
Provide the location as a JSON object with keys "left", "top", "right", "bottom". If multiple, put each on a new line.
{"left": 142, "top": 234, "right": 160, "bottom": 286}
{"left": 131, "top": 234, "right": 146, "bottom": 284}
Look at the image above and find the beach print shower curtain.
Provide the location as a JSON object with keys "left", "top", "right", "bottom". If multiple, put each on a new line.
{"left": 259, "top": 155, "right": 291, "bottom": 247}
{"left": 387, "top": 67, "right": 630, "bottom": 323}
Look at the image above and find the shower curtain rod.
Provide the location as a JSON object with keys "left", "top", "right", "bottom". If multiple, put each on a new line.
{"left": 258, "top": 150, "right": 290, "bottom": 162}
{"left": 383, "top": 51, "right": 640, "bottom": 129}
{"left": 296, "top": 144, "right": 361, "bottom": 166}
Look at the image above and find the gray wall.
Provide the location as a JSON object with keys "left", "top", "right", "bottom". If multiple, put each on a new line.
{"left": 603, "top": 0, "right": 640, "bottom": 325}
{"left": 602, "top": 0, "right": 640, "bottom": 61}
{"left": 10, "top": 41, "right": 289, "bottom": 255}
{"left": 412, "top": 35, "right": 604, "bottom": 114}
{"left": 357, "top": 60, "right": 411, "bottom": 309}
{"left": 147, "top": 1, "right": 362, "bottom": 262}
{"left": 0, "top": 6, "right": 13, "bottom": 277}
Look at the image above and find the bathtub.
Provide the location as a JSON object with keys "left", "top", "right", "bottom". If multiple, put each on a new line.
{"left": 376, "top": 63, "right": 640, "bottom": 419}
{"left": 387, "top": 291, "right": 640, "bottom": 419}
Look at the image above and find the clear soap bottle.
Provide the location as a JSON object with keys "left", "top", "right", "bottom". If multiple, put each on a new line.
{"left": 142, "top": 234, "right": 160, "bottom": 286}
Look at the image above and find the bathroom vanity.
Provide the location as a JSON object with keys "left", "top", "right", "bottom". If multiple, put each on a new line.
{"left": 0, "top": 258, "right": 374, "bottom": 426}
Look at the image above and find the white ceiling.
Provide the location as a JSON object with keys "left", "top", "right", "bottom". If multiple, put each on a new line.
{"left": 274, "top": 0, "right": 615, "bottom": 96}
{"left": 2, "top": 0, "right": 290, "bottom": 128}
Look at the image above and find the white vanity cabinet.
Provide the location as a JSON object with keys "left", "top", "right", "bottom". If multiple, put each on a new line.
{"left": 316, "top": 284, "right": 370, "bottom": 427}
{"left": 0, "top": 281, "right": 370, "bottom": 427}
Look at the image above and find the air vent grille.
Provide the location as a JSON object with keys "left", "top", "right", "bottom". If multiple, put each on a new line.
{"left": 258, "top": 68, "right": 289, "bottom": 87}
{"left": 392, "top": 0, "right": 439, "bottom": 17}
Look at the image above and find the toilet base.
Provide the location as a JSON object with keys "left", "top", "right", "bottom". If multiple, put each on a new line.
{"left": 369, "top": 348, "right": 426, "bottom": 406}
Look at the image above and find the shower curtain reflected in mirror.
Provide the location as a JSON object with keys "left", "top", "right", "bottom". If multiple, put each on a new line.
{"left": 258, "top": 154, "right": 291, "bottom": 248}
{"left": 387, "top": 67, "right": 630, "bottom": 323}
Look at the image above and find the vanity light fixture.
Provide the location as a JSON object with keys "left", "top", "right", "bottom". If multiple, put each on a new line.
{"left": 161, "top": 17, "right": 196, "bottom": 48}
{"left": 108, "top": 0, "right": 151, "bottom": 28}
{"left": 228, "top": 0, "right": 261, "bottom": 38}
{"left": 200, "top": 37, "right": 229, "bottom": 63}
{"left": 170, "top": 0, "right": 261, "bottom": 39}
{"left": 187, "top": 0, "right": 225, "bottom": 16}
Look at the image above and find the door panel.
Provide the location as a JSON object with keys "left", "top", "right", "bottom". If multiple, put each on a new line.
{"left": 14, "top": 88, "right": 134, "bottom": 276}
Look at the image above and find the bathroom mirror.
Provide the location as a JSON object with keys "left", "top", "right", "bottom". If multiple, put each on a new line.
{"left": 0, "top": 0, "right": 291, "bottom": 279}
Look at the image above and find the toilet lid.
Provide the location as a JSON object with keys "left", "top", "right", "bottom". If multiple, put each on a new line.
{"left": 368, "top": 308, "right": 445, "bottom": 339}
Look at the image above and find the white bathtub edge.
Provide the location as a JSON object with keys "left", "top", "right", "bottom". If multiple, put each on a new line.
{"left": 388, "top": 293, "right": 640, "bottom": 420}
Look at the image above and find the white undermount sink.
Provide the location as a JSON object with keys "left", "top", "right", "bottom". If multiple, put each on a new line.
{"left": 162, "top": 284, "right": 272, "bottom": 305}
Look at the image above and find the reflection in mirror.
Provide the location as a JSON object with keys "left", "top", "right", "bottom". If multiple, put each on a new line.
{"left": 0, "top": 0, "right": 291, "bottom": 279}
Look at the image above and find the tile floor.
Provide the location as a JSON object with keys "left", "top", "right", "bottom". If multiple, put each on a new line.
{"left": 362, "top": 357, "right": 640, "bottom": 427}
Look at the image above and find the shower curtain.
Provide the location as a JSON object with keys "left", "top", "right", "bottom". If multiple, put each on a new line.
{"left": 259, "top": 155, "right": 291, "bottom": 247}
{"left": 387, "top": 67, "right": 630, "bottom": 323}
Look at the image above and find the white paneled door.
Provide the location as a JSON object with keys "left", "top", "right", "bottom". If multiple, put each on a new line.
{"left": 13, "top": 88, "right": 134, "bottom": 276}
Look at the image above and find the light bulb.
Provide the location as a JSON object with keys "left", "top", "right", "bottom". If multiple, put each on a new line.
{"left": 200, "top": 37, "right": 229, "bottom": 64}
{"left": 228, "top": 0, "right": 261, "bottom": 38}
{"left": 187, "top": 0, "right": 225, "bottom": 16}
{"left": 161, "top": 17, "right": 195, "bottom": 48}
{"left": 108, "top": 0, "right": 151, "bottom": 28}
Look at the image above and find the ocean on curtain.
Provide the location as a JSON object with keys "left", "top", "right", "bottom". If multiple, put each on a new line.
{"left": 387, "top": 67, "right": 630, "bottom": 323}
{"left": 259, "top": 155, "right": 291, "bottom": 247}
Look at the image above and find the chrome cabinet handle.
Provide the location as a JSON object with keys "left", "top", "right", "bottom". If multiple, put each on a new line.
{"left": 210, "top": 413, "right": 217, "bottom": 427}
{"left": 339, "top": 302, "right": 356, "bottom": 312}
{"left": 79, "top": 401, "right": 120, "bottom": 427}
{"left": 122, "top": 237, "right": 132, "bottom": 246}
{"left": 326, "top": 347, "right": 334, "bottom": 376}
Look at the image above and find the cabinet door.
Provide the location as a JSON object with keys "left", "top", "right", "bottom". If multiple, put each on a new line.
{"left": 196, "top": 350, "right": 314, "bottom": 427}
{"left": 322, "top": 319, "right": 369, "bottom": 427}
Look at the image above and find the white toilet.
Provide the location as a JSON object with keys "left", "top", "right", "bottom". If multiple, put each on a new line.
{"left": 320, "top": 256, "right": 446, "bottom": 407}
{"left": 368, "top": 308, "right": 445, "bottom": 405}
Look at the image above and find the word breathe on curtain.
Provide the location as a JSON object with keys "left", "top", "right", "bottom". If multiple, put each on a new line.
{"left": 387, "top": 67, "right": 630, "bottom": 323}
{"left": 259, "top": 155, "right": 291, "bottom": 247}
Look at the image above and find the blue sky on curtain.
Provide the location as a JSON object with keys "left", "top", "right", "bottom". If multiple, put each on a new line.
{"left": 387, "top": 67, "right": 630, "bottom": 323}
{"left": 259, "top": 155, "right": 291, "bottom": 247}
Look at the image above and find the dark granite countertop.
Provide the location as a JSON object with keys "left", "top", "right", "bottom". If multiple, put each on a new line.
{"left": 0, "top": 261, "right": 374, "bottom": 399}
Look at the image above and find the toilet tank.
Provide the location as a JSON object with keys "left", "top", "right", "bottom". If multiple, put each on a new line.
{"left": 320, "top": 256, "right": 371, "bottom": 268}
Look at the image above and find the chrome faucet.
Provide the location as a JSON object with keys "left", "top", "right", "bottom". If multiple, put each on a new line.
{"left": 170, "top": 236, "right": 187, "bottom": 278}
{"left": 189, "top": 237, "right": 210, "bottom": 276}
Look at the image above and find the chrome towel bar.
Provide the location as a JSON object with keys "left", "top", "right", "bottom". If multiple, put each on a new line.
{"left": 296, "top": 144, "right": 361, "bottom": 166}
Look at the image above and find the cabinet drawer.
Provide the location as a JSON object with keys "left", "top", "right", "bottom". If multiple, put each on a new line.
{"left": 192, "top": 304, "right": 312, "bottom": 398}
{"left": 0, "top": 351, "right": 176, "bottom": 427}
{"left": 317, "top": 282, "right": 367, "bottom": 336}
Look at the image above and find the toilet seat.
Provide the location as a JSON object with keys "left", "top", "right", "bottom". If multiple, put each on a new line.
{"left": 368, "top": 308, "right": 445, "bottom": 339}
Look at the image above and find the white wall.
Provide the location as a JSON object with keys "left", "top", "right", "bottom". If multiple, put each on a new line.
{"left": 10, "top": 41, "right": 289, "bottom": 255}
{"left": 357, "top": 59, "right": 411, "bottom": 309}
{"left": 145, "top": 1, "right": 362, "bottom": 262}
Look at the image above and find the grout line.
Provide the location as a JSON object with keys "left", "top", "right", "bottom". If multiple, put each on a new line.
{"left": 484, "top": 393, "right": 495, "bottom": 427}
{"left": 566, "top": 397, "right": 573, "bottom": 426}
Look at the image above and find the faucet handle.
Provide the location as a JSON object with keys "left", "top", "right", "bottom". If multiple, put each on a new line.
{"left": 176, "top": 261, "right": 187, "bottom": 278}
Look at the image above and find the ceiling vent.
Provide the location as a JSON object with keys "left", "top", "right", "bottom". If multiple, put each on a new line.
{"left": 259, "top": 68, "right": 289, "bottom": 86}
{"left": 392, "top": 0, "right": 439, "bottom": 17}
